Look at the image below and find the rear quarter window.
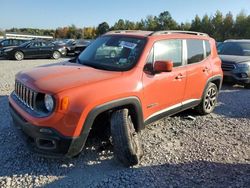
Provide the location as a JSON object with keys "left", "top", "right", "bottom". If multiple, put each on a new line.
{"left": 187, "top": 39, "right": 204, "bottom": 64}
{"left": 205, "top": 40, "right": 211, "bottom": 57}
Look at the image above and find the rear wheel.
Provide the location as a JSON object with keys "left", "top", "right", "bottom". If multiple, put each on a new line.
{"left": 195, "top": 83, "right": 218, "bottom": 115}
{"left": 14, "top": 51, "right": 24, "bottom": 61}
{"left": 52, "top": 51, "right": 61, "bottom": 59}
{"left": 110, "top": 109, "right": 143, "bottom": 166}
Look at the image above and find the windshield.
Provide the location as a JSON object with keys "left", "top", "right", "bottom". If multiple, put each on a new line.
{"left": 78, "top": 35, "right": 146, "bottom": 71}
{"left": 218, "top": 42, "right": 250, "bottom": 56}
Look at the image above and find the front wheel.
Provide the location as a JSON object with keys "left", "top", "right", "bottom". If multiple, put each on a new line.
{"left": 244, "top": 83, "right": 250, "bottom": 89}
{"left": 195, "top": 82, "right": 218, "bottom": 115}
{"left": 110, "top": 109, "right": 143, "bottom": 166}
{"left": 14, "top": 51, "right": 24, "bottom": 61}
{"left": 52, "top": 51, "right": 61, "bottom": 59}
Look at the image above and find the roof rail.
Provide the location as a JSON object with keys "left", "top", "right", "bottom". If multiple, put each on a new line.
{"left": 149, "top": 30, "right": 209, "bottom": 37}
{"left": 105, "top": 30, "right": 153, "bottom": 36}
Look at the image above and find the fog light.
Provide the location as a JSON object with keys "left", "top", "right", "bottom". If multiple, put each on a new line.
{"left": 241, "top": 73, "right": 248, "bottom": 78}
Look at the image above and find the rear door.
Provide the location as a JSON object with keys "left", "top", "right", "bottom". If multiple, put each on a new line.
{"left": 39, "top": 42, "right": 52, "bottom": 57}
{"left": 142, "top": 39, "right": 187, "bottom": 121}
{"left": 183, "top": 39, "right": 212, "bottom": 104}
{"left": 24, "top": 42, "right": 41, "bottom": 58}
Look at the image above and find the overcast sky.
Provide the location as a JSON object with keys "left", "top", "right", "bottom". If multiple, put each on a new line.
{"left": 0, "top": 0, "right": 249, "bottom": 29}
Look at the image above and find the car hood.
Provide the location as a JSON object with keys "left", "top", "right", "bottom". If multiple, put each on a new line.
{"left": 16, "top": 62, "right": 122, "bottom": 93}
{"left": 219, "top": 55, "right": 250, "bottom": 64}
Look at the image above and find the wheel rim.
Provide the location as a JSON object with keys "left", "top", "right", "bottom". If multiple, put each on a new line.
{"left": 53, "top": 51, "right": 60, "bottom": 59}
{"left": 15, "top": 52, "right": 23, "bottom": 60}
{"left": 204, "top": 87, "right": 217, "bottom": 111}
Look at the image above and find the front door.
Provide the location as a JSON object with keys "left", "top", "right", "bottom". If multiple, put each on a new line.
{"left": 142, "top": 39, "right": 187, "bottom": 122}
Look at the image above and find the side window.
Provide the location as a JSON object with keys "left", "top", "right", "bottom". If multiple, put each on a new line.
{"left": 13, "top": 40, "right": 19, "bottom": 46}
{"left": 9, "top": 39, "right": 13, "bottom": 45}
{"left": 205, "top": 40, "right": 211, "bottom": 57}
{"left": 186, "top": 39, "right": 204, "bottom": 64}
{"left": 1, "top": 40, "right": 10, "bottom": 46}
{"left": 154, "top": 40, "right": 182, "bottom": 67}
{"left": 30, "top": 42, "right": 37, "bottom": 47}
{"left": 40, "top": 42, "right": 46, "bottom": 47}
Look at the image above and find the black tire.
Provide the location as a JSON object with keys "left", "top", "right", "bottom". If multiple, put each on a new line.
{"left": 110, "top": 109, "right": 143, "bottom": 166}
{"left": 195, "top": 82, "right": 218, "bottom": 115}
{"left": 244, "top": 83, "right": 250, "bottom": 89}
{"left": 14, "top": 51, "right": 24, "bottom": 61}
{"left": 52, "top": 51, "right": 61, "bottom": 59}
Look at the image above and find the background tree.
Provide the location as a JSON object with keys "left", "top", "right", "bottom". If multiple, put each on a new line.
{"left": 157, "top": 11, "right": 178, "bottom": 30}
{"left": 3, "top": 10, "right": 250, "bottom": 41}
{"left": 178, "top": 22, "right": 191, "bottom": 31}
{"left": 145, "top": 15, "right": 158, "bottom": 31}
{"left": 96, "top": 22, "right": 110, "bottom": 36}
{"left": 234, "top": 11, "right": 248, "bottom": 38}
{"left": 190, "top": 15, "right": 202, "bottom": 32}
{"left": 200, "top": 14, "right": 213, "bottom": 36}
{"left": 113, "top": 19, "right": 126, "bottom": 30}
{"left": 211, "top": 11, "right": 224, "bottom": 41}
{"left": 83, "top": 27, "right": 96, "bottom": 39}
{"left": 222, "top": 12, "right": 234, "bottom": 40}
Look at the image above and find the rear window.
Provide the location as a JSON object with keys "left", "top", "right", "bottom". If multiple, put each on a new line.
{"left": 187, "top": 39, "right": 204, "bottom": 64}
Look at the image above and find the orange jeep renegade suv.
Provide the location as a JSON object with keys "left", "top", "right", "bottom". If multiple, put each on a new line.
{"left": 9, "top": 30, "right": 223, "bottom": 166}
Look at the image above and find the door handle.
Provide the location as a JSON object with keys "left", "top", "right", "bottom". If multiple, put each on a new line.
{"left": 203, "top": 67, "right": 210, "bottom": 72}
{"left": 175, "top": 74, "right": 185, "bottom": 79}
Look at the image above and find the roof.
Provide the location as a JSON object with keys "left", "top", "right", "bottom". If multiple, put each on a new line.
{"left": 105, "top": 30, "right": 209, "bottom": 37}
{"left": 105, "top": 30, "right": 153, "bottom": 37}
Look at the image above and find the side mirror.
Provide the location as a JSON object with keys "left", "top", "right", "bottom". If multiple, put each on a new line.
{"left": 154, "top": 60, "right": 173, "bottom": 73}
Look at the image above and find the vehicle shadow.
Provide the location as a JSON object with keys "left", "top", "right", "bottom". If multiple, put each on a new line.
{"left": 46, "top": 160, "right": 250, "bottom": 187}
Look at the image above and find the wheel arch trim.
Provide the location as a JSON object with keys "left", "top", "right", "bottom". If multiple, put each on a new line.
{"left": 66, "top": 97, "right": 144, "bottom": 156}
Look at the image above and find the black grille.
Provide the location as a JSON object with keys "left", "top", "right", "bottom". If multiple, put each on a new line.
{"left": 14, "top": 80, "right": 37, "bottom": 110}
{"left": 221, "top": 62, "right": 236, "bottom": 71}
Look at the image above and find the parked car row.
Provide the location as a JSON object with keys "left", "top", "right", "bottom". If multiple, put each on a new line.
{"left": 52, "top": 39, "right": 92, "bottom": 56}
{"left": 0, "top": 38, "right": 91, "bottom": 60}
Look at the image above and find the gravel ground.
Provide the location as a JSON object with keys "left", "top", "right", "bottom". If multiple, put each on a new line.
{"left": 0, "top": 58, "right": 249, "bottom": 187}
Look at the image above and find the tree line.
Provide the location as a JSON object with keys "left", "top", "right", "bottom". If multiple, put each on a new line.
{"left": 2, "top": 10, "right": 250, "bottom": 41}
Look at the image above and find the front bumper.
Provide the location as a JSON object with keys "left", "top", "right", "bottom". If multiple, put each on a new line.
{"left": 9, "top": 104, "right": 87, "bottom": 158}
{"left": 223, "top": 69, "right": 250, "bottom": 84}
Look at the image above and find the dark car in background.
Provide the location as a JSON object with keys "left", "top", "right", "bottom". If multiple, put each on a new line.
{"left": 3, "top": 40, "right": 66, "bottom": 60}
{"left": 0, "top": 39, "right": 29, "bottom": 56}
{"left": 53, "top": 39, "right": 91, "bottom": 56}
{"left": 73, "top": 39, "right": 91, "bottom": 56}
{"left": 218, "top": 39, "right": 250, "bottom": 88}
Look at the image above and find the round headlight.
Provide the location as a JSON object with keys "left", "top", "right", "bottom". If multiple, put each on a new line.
{"left": 44, "top": 94, "right": 54, "bottom": 112}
